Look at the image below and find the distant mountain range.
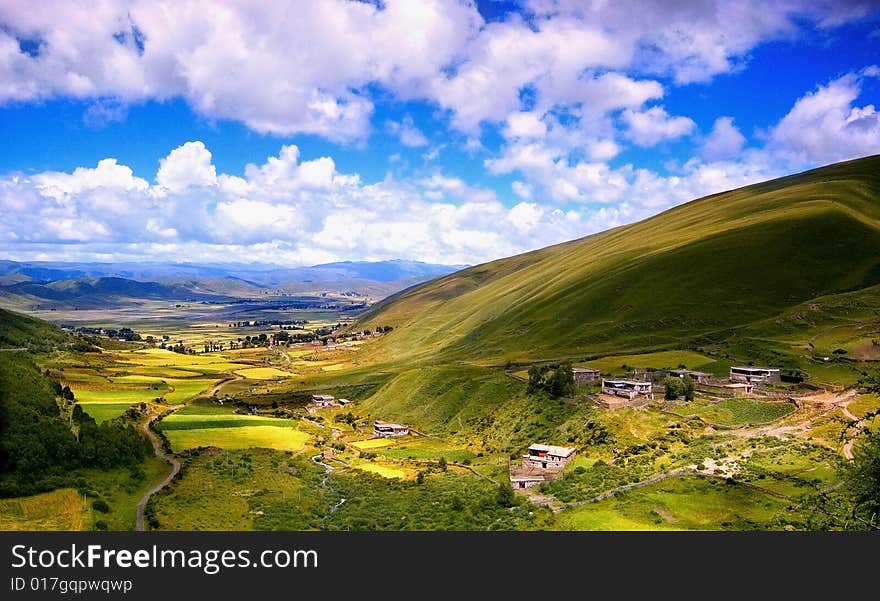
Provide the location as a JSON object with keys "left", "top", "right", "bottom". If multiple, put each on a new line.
{"left": 0, "top": 259, "right": 467, "bottom": 310}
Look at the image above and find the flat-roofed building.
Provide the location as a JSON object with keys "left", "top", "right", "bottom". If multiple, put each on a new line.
{"left": 572, "top": 367, "right": 601, "bottom": 386}
{"left": 730, "top": 367, "right": 780, "bottom": 384}
{"left": 601, "top": 379, "right": 654, "bottom": 400}
{"left": 373, "top": 420, "right": 409, "bottom": 437}
{"left": 667, "top": 369, "right": 712, "bottom": 384}
{"left": 522, "top": 444, "right": 576, "bottom": 470}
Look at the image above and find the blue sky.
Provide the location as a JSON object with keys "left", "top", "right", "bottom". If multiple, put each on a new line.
{"left": 0, "top": 0, "right": 879, "bottom": 266}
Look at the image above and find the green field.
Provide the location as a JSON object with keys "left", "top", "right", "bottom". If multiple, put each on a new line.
{"left": 672, "top": 399, "right": 796, "bottom": 426}
{"left": 71, "top": 387, "right": 162, "bottom": 404}
{"left": 578, "top": 350, "right": 725, "bottom": 375}
{"left": 158, "top": 413, "right": 309, "bottom": 452}
{"left": 78, "top": 402, "right": 136, "bottom": 423}
{"left": 558, "top": 476, "right": 801, "bottom": 530}
{"left": 163, "top": 378, "right": 220, "bottom": 403}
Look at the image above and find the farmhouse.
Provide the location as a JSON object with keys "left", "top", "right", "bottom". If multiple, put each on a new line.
{"left": 730, "top": 367, "right": 780, "bottom": 384}
{"left": 337, "top": 398, "right": 352, "bottom": 406}
{"left": 373, "top": 421, "right": 409, "bottom": 437}
{"left": 522, "top": 444, "right": 576, "bottom": 470}
{"left": 723, "top": 382, "right": 754, "bottom": 396}
{"left": 572, "top": 367, "right": 601, "bottom": 386}
{"left": 510, "top": 474, "right": 546, "bottom": 489}
{"left": 601, "top": 379, "right": 654, "bottom": 400}
{"left": 311, "top": 394, "right": 335, "bottom": 408}
{"left": 667, "top": 369, "right": 712, "bottom": 384}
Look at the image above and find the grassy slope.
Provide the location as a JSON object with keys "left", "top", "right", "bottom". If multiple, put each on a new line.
{"left": 356, "top": 156, "right": 880, "bottom": 366}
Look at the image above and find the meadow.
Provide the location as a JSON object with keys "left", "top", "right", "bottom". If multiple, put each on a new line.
{"left": 158, "top": 411, "right": 310, "bottom": 452}
{"left": 670, "top": 399, "right": 796, "bottom": 426}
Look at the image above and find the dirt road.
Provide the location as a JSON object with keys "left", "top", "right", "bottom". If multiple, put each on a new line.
{"left": 135, "top": 405, "right": 183, "bottom": 531}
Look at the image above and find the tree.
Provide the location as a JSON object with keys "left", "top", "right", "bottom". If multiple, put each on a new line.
{"left": 496, "top": 482, "right": 515, "bottom": 507}
{"left": 844, "top": 428, "right": 880, "bottom": 528}
{"left": 527, "top": 362, "right": 575, "bottom": 397}
{"left": 662, "top": 377, "right": 684, "bottom": 400}
{"left": 438, "top": 456, "right": 448, "bottom": 472}
{"left": 682, "top": 375, "right": 696, "bottom": 401}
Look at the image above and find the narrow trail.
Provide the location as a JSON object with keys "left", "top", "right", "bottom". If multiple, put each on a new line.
{"left": 135, "top": 404, "right": 184, "bottom": 531}
{"left": 839, "top": 394, "right": 865, "bottom": 461}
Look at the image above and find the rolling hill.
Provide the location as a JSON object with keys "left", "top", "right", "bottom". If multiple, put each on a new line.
{"left": 356, "top": 155, "right": 880, "bottom": 366}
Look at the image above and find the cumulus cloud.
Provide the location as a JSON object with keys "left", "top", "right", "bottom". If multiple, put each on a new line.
{"left": 0, "top": 0, "right": 482, "bottom": 141}
{"left": 622, "top": 106, "right": 696, "bottom": 147}
{"left": 156, "top": 141, "right": 217, "bottom": 192}
{"left": 386, "top": 116, "right": 429, "bottom": 147}
{"left": 1, "top": 0, "right": 868, "bottom": 143}
{"left": 701, "top": 117, "right": 747, "bottom": 161}
{"left": 765, "top": 69, "right": 880, "bottom": 166}
{"left": 0, "top": 142, "right": 604, "bottom": 266}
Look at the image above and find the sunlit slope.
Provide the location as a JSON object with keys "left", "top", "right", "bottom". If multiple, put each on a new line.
{"left": 357, "top": 155, "right": 880, "bottom": 363}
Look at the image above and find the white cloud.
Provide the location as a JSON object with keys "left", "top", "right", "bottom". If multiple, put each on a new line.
{"left": 504, "top": 111, "right": 548, "bottom": 139}
{"left": 0, "top": 141, "right": 605, "bottom": 266}
{"left": 765, "top": 69, "right": 880, "bottom": 166}
{"left": 156, "top": 141, "right": 217, "bottom": 192}
{"left": 386, "top": 115, "right": 429, "bottom": 147}
{"left": 622, "top": 106, "right": 696, "bottom": 147}
{"left": 701, "top": 117, "right": 747, "bottom": 161}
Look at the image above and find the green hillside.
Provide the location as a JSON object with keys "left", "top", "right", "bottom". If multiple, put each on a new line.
{"left": 0, "top": 307, "right": 68, "bottom": 349}
{"left": 356, "top": 155, "right": 880, "bottom": 366}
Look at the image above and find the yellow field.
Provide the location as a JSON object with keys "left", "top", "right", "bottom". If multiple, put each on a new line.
{"left": 321, "top": 363, "right": 348, "bottom": 371}
{"left": 0, "top": 489, "right": 87, "bottom": 531}
{"left": 350, "top": 438, "right": 393, "bottom": 450}
{"left": 234, "top": 367, "right": 292, "bottom": 380}
{"left": 163, "top": 426, "right": 310, "bottom": 452}
{"left": 355, "top": 463, "right": 407, "bottom": 479}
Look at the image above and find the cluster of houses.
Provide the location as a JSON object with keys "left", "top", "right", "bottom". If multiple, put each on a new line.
{"left": 573, "top": 365, "right": 785, "bottom": 407}
{"left": 308, "top": 394, "right": 352, "bottom": 411}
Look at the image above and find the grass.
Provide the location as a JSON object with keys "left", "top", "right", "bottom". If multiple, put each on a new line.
{"left": 378, "top": 446, "right": 476, "bottom": 463}
{"left": 350, "top": 438, "right": 393, "bottom": 450}
{"left": 163, "top": 378, "right": 219, "bottom": 403}
{"left": 673, "top": 399, "right": 796, "bottom": 426}
{"left": 354, "top": 463, "right": 408, "bottom": 479}
{"left": 0, "top": 488, "right": 88, "bottom": 531}
{"left": 848, "top": 394, "right": 880, "bottom": 419}
{"left": 157, "top": 413, "right": 310, "bottom": 452}
{"left": 558, "top": 476, "right": 801, "bottom": 530}
{"left": 234, "top": 367, "right": 292, "bottom": 379}
{"left": 71, "top": 387, "right": 162, "bottom": 404}
{"left": 78, "top": 458, "right": 171, "bottom": 530}
{"left": 578, "top": 350, "right": 722, "bottom": 375}
{"left": 149, "top": 449, "right": 327, "bottom": 531}
{"left": 78, "top": 402, "right": 136, "bottom": 423}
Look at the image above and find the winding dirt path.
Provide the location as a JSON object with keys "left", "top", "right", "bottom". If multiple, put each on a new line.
{"left": 135, "top": 404, "right": 184, "bottom": 531}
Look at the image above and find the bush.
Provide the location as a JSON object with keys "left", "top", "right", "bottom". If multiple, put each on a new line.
{"left": 91, "top": 499, "right": 110, "bottom": 513}
{"left": 94, "top": 520, "right": 108, "bottom": 530}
